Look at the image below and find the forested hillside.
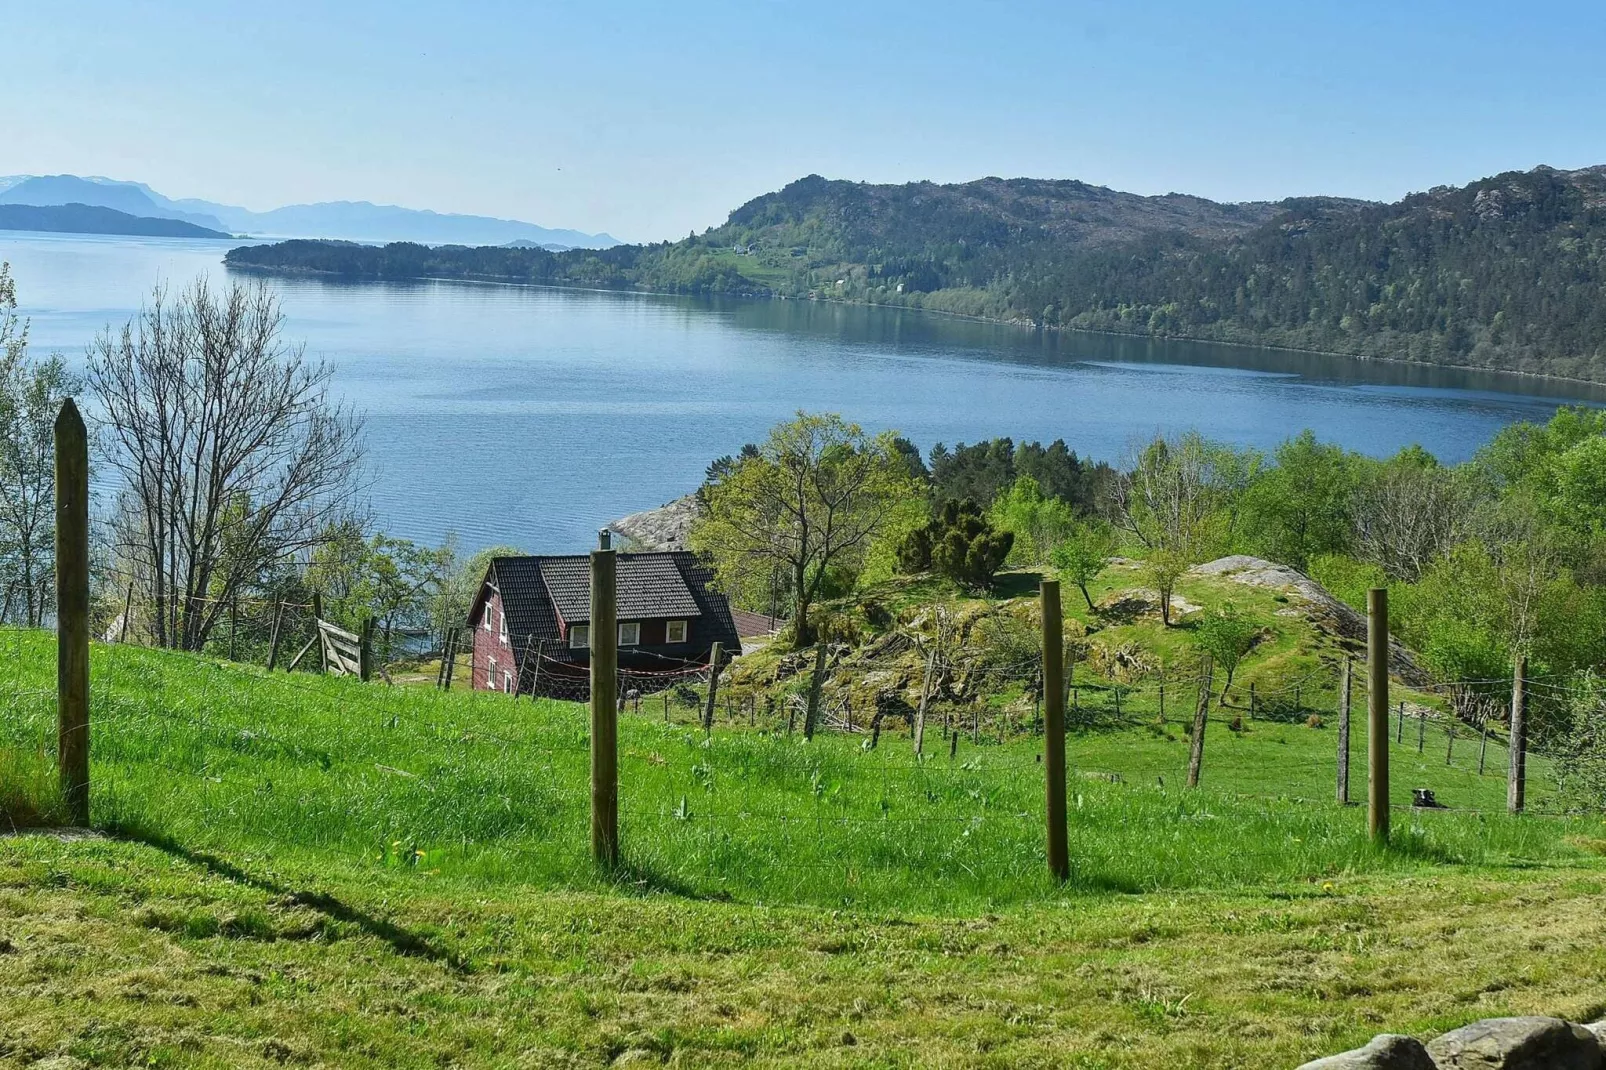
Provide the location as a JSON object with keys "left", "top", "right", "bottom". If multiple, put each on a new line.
{"left": 226, "top": 165, "right": 1606, "bottom": 381}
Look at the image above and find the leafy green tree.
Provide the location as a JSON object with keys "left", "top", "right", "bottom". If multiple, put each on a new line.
{"left": 1192, "top": 603, "right": 1260, "bottom": 699}
{"left": 988, "top": 476, "right": 1078, "bottom": 565}
{"left": 691, "top": 412, "right": 916, "bottom": 646}
{"left": 1240, "top": 430, "right": 1355, "bottom": 570}
{"left": 0, "top": 264, "right": 80, "bottom": 625}
{"left": 1049, "top": 521, "right": 1115, "bottom": 611}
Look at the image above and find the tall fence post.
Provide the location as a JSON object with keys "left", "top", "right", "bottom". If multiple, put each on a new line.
{"left": 803, "top": 643, "right": 827, "bottom": 741}
{"left": 1478, "top": 723, "right": 1489, "bottom": 775}
{"left": 1041, "top": 579, "right": 1068, "bottom": 882}
{"left": 591, "top": 529, "right": 619, "bottom": 867}
{"left": 1367, "top": 587, "right": 1390, "bottom": 845}
{"left": 1445, "top": 721, "right": 1455, "bottom": 765}
{"left": 1186, "top": 656, "right": 1212, "bottom": 788}
{"left": 55, "top": 400, "right": 90, "bottom": 828}
{"left": 266, "top": 601, "right": 285, "bottom": 671}
{"left": 913, "top": 648, "right": 934, "bottom": 756}
{"left": 1417, "top": 708, "right": 1425, "bottom": 753}
{"left": 702, "top": 642, "right": 723, "bottom": 734}
{"left": 1508, "top": 652, "right": 1527, "bottom": 814}
{"left": 1336, "top": 656, "right": 1351, "bottom": 805}
{"left": 358, "top": 616, "right": 375, "bottom": 682}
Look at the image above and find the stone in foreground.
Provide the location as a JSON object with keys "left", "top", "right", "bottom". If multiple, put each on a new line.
{"left": 1424, "top": 1016, "right": 1602, "bottom": 1070}
{"left": 1295, "top": 1034, "right": 1436, "bottom": 1070}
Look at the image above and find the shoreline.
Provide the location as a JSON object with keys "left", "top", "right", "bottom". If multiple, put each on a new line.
{"left": 221, "top": 259, "right": 1606, "bottom": 399}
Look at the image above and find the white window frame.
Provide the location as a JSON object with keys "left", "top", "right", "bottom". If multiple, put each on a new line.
{"left": 619, "top": 622, "right": 640, "bottom": 647}
{"left": 570, "top": 624, "right": 590, "bottom": 649}
{"left": 499, "top": 611, "right": 509, "bottom": 647}
{"left": 503, "top": 671, "right": 513, "bottom": 694}
{"left": 487, "top": 655, "right": 497, "bottom": 689}
{"left": 483, "top": 604, "right": 493, "bottom": 631}
{"left": 665, "top": 619, "right": 687, "bottom": 644}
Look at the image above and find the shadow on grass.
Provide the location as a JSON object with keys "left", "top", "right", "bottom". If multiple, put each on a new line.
{"left": 115, "top": 823, "right": 472, "bottom": 974}
{"left": 610, "top": 855, "right": 733, "bottom": 902}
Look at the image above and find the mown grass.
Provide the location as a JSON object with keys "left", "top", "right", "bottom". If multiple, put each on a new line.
{"left": 3, "top": 627, "right": 1606, "bottom": 1066}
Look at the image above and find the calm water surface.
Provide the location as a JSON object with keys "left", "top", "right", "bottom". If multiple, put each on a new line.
{"left": 4, "top": 232, "right": 1600, "bottom": 552}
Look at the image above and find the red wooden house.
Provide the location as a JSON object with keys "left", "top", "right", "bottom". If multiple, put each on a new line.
{"left": 467, "top": 550, "right": 741, "bottom": 696}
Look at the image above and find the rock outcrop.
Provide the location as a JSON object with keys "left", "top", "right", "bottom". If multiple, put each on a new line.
{"left": 609, "top": 495, "right": 702, "bottom": 551}
{"left": 1298, "top": 1017, "right": 1606, "bottom": 1070}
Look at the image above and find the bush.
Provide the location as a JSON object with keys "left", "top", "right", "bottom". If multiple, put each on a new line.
{"left": 898, "top": 499, "right": 1013, "bottom": 591}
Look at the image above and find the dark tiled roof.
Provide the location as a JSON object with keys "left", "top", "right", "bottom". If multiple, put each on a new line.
{"left": 469, "top": 552, "right": 741, "bottom": 672}
{"left": 731, "top": 609, "right": 783, "bottom": 638}
{"left": 538, "top": 554, "right": 703, "bottom": 623}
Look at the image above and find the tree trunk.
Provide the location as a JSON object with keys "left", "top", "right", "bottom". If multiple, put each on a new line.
{"left": 1078, "top": 583, "right": 1096, "bottom": 612}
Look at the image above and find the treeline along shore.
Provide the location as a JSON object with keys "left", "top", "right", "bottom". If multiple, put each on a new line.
{"left": 224, "top": 163, "right": 1606, "bottom": 383}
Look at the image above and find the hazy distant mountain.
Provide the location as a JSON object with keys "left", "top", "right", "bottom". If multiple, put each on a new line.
{"left": 0, "top": 175, "right": 228, "bottom": 230}
{"left": 0, "top": 174, "right": 618, "bottom": 248}
{"left": 0, "top": 203, "right": 232, "bottom": 239}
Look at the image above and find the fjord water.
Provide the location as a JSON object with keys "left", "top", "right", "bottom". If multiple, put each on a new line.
{"left": 6, "top": 232, "right": 1599, "bottom": 552}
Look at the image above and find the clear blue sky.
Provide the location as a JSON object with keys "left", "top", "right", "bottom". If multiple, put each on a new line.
{"left": 8, "top": 0, "right": 1605, "bottom": 242}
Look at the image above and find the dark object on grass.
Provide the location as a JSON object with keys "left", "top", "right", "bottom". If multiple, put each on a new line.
{"left": 1411, "top": 788, "right": 1445, "bottom": 809}
{"left": 1294, "top": 1033, "right": 1435, "bottom": 1070}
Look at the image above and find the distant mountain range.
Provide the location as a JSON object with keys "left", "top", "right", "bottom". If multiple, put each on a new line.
{"left": 0, "top": 203, "right": 232, "bottom": 239}
{"left": 226, "top": 165, "right": 1606, "bottom": 382}
{"left": 0, "top": 174, "right": 618, "bottom": 248}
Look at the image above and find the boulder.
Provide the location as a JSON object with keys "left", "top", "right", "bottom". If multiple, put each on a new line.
{"left": 1425, "top": 1016, "right": 1602, "bottom": 1070}
{"left": 1296, "top": 1034, "right": 1436, "bottom": 1070}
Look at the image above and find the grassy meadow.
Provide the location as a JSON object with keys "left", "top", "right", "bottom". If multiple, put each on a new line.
{"left": 3, "top": 626, "right": 1606, "bottom": 1066}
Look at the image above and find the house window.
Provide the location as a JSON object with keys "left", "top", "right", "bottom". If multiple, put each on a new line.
{"left": 570, "top": 625, "right": 590, "bottom": 649}
{"left": 665, "top": 619, "right": 687, "bottom": 644}
{"left": 483, "top": 604, "right": 493, "bottom": 631}
{"left": 487, "top": 655, "right": 496, "bottom": 689}
{"left": 619, "top": 622, "right": 640, "bottom": 646}
{"left": 499, "top": 612, "right": 508, "bottom": 647}
{"left": 503, "top": 671, "right": 513, "bottom": 694}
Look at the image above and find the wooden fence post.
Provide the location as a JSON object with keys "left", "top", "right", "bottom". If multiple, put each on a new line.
{"left": 1158, "top": 682, "right": 1165, "bottom": 723}
{"left": 803, "top": 643, "right": 827, "bottom": 741}
{"left": 1417, "top": 708, "right": 1425, "bottom": 753}
{"left": 1396, "top": 699, "right": 1404, "bottom": 744}
{"left": 358, "top": 616, "right": 375, "bottom": 682}
{"left": 528, "top": 638, "right": 545, "bottom": 698}
{"left": 1508, "top": 653, "right": 1527, "bottom": 814}
{"left": 119, "top": 582, "right": 133, "bottom": 643}
{"left": 1248, "top": 682, "right": 1255, "bottom": 721}
{"left": 1478, "top": 724, "right": 1489, "bottom": 775}
{"left": 1445, "top": 721, "right": 1455, "bottom": 765}
{"left": 1367, "top": 588, "right": 1390, "bottom": 845}
{"left": 266, "top": 601, "right": 285, "bottom": 670}
{"left": 440, "top": 628, "right": 460, "bottom": 690}
{"left": 55, "top": 400, "right": 90, "bottom": 827}
{"left": 591, "top": 530, "right": 619, "bottom": 867}
{"left": 1041, "top": 579, "right": 1068, "bottom": 882}
{"left": 1336, "top": 656, "right": 1351, "bottom": 805}
{"left": 913, "top": 648, "right": 934, "bottom": 756}
{"left": 702, "top": 642, "right": 723, "bottom": 734}
{"left": 311, "top": 592, "right": 325, "bottom": 673}
{"left": 1186, "top": 656, "right": 1212, "bottom": 788}
{"left": 229, "top": 592, "right": 239, "bottom": 661}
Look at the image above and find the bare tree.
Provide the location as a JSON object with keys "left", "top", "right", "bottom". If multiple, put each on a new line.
{"left": 0, "top": 263, "right": 79, "bottom": 625}
{"left": 1113, "top": 432, "right": 1253, "bottom": 624}
{"left": 1352, "top": 458, "right": 1473, "bottom": 582}
{"left": 89, "top": 278, "right": 364, "bottom": 650}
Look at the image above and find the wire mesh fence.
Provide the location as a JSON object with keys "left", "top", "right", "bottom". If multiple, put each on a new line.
{"left": 0, "top": 624, "right": 1598, "bottom": 905}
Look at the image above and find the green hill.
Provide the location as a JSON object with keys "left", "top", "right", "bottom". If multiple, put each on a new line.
{"left": 226, "top": 164, "right": 1606, "bottom": 381}
{"left": 3, "top": 610, "right": 1605, "bottom": 1065}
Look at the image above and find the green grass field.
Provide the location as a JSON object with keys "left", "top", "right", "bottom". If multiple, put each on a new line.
{"left": 3, "top": 627, "right": 1605, "bottom": 1067}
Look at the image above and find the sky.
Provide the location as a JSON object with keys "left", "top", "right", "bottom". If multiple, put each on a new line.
{"left": 6, "top": 0, "right": 1606, "bottom": 243}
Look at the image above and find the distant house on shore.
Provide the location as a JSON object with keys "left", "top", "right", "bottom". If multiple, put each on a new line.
{"left": 466, "top": 550, "right": 741, "bottom": 697}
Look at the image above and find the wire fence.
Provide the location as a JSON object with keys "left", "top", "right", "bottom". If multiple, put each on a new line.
{"left": 0, "top": 623, "right": 1598, "bottom": 901}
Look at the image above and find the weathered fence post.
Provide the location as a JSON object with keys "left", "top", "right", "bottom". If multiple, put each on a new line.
{"left": 119, "top": 582, "right": 133, "bottom": 643}
{"left": 440, "top": 627, "right": 459, "bottom": 690}
{"left": 591, "top": 529, "right": 619, "bottom": 867}
{"left": 1367, "top": 587, "right": 1390, "bottom": 845}
{"left": 229, "top": 592, "right": 239, "bottom": 661}
{"left": 358, "top": 616, "right": 375, "bottom": 682}
{"left": 1396, "top": 699, "right": 1404, "bottom": 744}
{"left": 702, "top": 641, "right": 723, "bottom": 734}
{"left": 803, "top": 643, "right": 827, "bottom": 741}
{"left": 1248, "top": 682, "right": 1255, "bottom": 721}
{"left": 1508, "top": 653, "right": 1527, "bottom": 814}
{"left": 1479, "top": 723, "right": 1489, "bottom": 775}
{"left": 1186, "top": 655, "right": 1212, "bottom": 788}
{"left": 1158, "top": 682, "right": 1165, "bottom": 723}
{"left": 913, "top": 648, "right": 934, "bottom": 756}
{"left": 266, "top": 601, "right": 285, "bottom": 671}
{"left": 1417, "top": 708, "right": 1425, "bottom": 753}
{"left": 311, "top": 592, "right": 325, "bottom": 674}
{"left": 1337, "top": 656, "right": 1351, "bottom": 805}
{"left": 1041, "top": 579, "right": 1068, "bottom": 882}
{"left": 1445, "top": 720, "right": 1455, "bottom": 765}
{"left": 55, "top": 400, "right": 90, "bottom": 828}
